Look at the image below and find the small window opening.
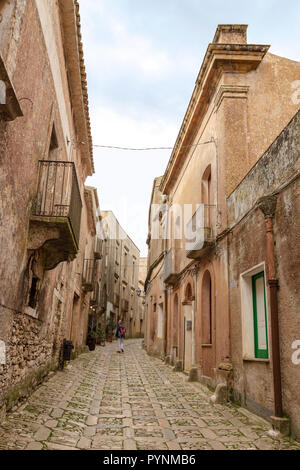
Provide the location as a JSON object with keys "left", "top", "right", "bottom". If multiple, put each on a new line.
{"left": 28, "top": 276, "right": 39, "bottom": 309}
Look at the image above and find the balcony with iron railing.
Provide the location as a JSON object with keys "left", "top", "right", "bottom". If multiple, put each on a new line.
{"left": 186, "top": 204, "right": 216, "bottom": 259}
{"left": 82, "top": 259, "right": 96, "bottom": 292}
{"left": 29, "top": 161, "right": 82, "bottom": 270}
{"left": 163, "top": 248, "right": 178, "bottom": 286}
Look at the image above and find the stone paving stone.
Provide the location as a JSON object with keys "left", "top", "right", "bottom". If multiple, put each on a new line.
{"left": 45, "top": 442, "right": 79, "bottom": 451}
{"left": 51, "top": 408, "right": 64, "bottom": 419}
{"left": 0, "top": 339, "right": 300, "bottom": 451}
{"left": 45, "top": 419, "right": 58, "bottom": 429}
{"left": 34, "top": 426, "right": 51, "bottom": 441}
{"left": 86, "top": 415, "right": 98, "bottom": 426}
{"left": 163, "top": 428, "right": 176, "bottom": 441}
{"left": 124, "top": 439, "right": 137, "bottom": 450}
{"left": 77, "top": 437, "right": 91, "bottom": 449}
{"left": 83, "top": 426, "right": 96, "bottom": 438}
{"left": 167, "top": 441, "right": 182, "bottom": 450}
{"left": 26, "top": 441, "right": 44, "bottom": 450}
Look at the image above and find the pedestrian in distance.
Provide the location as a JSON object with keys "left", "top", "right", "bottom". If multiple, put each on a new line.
{"left": 116, "top": 320, "right": 126, "bottom": 353}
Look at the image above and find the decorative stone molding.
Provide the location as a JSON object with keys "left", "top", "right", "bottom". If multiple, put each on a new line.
{"left": 257, "top": 195, "right": 278, "bottom": 218}
{"left": 214, "top": 85, "right": 249, "bottom": 111}
{"left": 160, "top": 35, "right": 269, "bottom": 194}
{"left": 58, "top": 0, "right": 94, "bottom": 174}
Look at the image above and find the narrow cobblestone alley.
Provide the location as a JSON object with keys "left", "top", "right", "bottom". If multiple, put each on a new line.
{"left": 0, "top": 340, "right": 299, "bottom": 451}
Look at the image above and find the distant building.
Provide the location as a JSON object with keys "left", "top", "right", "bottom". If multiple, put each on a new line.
{"left": 100, "top": 211, "right": 141, "bottom": 338}
{"left": 133, "top": 257, "right": 147, "bottom": 338}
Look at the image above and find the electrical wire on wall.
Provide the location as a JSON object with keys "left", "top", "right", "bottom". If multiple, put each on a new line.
{"left": 92, "top": 139, "right": 214, "bottom": 152}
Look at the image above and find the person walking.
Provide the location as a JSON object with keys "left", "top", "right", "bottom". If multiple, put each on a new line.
{"left": 116, "top": 320, "right": 126, "bottom": 353}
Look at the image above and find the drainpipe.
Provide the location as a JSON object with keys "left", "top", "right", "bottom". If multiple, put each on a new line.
{"left": 258, "top": 195, "right": 283, "bottom": 418}
{"left": 164, "top": 288, "right": 168, "bottom": 357}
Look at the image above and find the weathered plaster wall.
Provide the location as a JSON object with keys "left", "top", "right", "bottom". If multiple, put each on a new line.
{"left": 0, "top": 0, "right": 93, "bottom": 416}
{"left": 228, "top": 109, "right": 300, "bottom": 438}
{"left": 227, "top": 109, "right": 300, "bottom": 226}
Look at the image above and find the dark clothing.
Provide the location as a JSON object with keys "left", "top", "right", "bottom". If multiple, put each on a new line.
{"left": 115, "top": 324, "right": 121, "bottom": 339}
{"left": 116, "top": 324, "right": 126, "bottom": 339}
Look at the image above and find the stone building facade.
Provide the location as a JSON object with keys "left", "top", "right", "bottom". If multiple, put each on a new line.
{"left": 144, "top": 25, "right": 300, "bottom": 438}
{"left": 84, "top": 186, "right": 106, "bottom": 340}
{"left": 145, "top": 177, "right": 167, "bottom": 355}
{"left": 134, "top": 257, "right": 147, "bottom": 338}
{"left": 100, "top": 211, "right": 141, "bottom": 339}
{"left": 0, "top": 0, "right": 97, "bottom": 419}
{"left": 227, "top": 109, "right": 300, "bottom": 438}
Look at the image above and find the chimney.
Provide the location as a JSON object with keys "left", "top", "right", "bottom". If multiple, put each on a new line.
{"left": 213, "top": 24, "right": 248, "bottom": 45}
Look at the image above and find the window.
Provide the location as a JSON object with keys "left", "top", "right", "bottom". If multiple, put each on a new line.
{"left": 252, "top": 272, "right": 269, "bottom": 359}
{"left": 240, "top": 265, "right": 269, "bottom": 360}
{"left": 157, "top": 303, "right": 164, "bottom": 339}
{"left": 28, "top": 276, "right": 40, "bottom": 309}
{"left": 201, "top": 165, "right": 212, "bottom": 230}
{"left": 201, "top": 271, "right": 212, "bottom": 345}
{"left": 123, "top": 252, "right": 128, "bottom": 277}
{"left": 48, "top": 124, "right": 59, "bottom": 160}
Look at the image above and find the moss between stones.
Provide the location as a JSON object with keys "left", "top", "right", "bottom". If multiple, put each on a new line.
{"left": 70, "top": 345, "right": 89, "bottom": 361}
{"left": 1, "top": 345, "right": 89, "bottom": 419}
{"left": 2, "top": 359, "right": 58, "bottom": 413}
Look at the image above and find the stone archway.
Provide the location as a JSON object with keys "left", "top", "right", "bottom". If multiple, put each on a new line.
{"left": 182, "top": 282, "right": 194, "bottom": 372}
{"left": 201, "top": 269, "right": 216, "bottom": 378}
{"left": 172, "top": 293, "right": 179, "bottom": 363}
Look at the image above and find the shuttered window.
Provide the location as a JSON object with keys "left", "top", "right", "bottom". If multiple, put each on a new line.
{"left": 252, "top": 272, "right": 269, "bottom": 359}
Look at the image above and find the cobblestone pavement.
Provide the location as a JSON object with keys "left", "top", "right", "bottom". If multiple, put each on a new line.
{"left": 0, "top": 339, "right": 299, "bottom": 451}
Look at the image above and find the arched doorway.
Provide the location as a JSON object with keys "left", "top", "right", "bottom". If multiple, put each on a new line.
{"left": 201, "top": 270, "right": 215, "bottom": 378}
{"left": 172, "top": 293, "right": 179, "bottom": 363}
{"left": 183, "top": 282, "right": 194, "bottom": 372}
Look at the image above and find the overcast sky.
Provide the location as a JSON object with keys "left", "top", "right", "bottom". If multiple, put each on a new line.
{"left": 80, "top": 0, "right": 300, "bottom": 257}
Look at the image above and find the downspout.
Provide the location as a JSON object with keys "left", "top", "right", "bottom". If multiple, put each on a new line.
{"left": 258, "top": 195, "right": 283, "bottom": 418}
{"left": 164, "top": 288, "right": 168, "bottom": 357}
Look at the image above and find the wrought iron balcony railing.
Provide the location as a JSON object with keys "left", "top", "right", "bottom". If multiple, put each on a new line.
{"left": 33, "top": 160, "right": 82, "bottom": 249}
{"left": 186, "top": 204, "right": 216, "bottom": 259}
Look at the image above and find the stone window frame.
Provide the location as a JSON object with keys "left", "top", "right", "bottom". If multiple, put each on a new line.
{"left": 240, "top": 262, "right": 270, "bottom": 362}
{"left": 157, "top": 302, "right": 164, "bottom": 339}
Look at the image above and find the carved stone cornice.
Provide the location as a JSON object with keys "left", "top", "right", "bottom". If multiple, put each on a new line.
{"left": 58, "top": 0, "right": 94, "bottom": 175}
{"left": 214, "top": 85, "right": 249, "bottom": 111}
{"left": 160, "top": 42, "right": 269, "bottom": 195}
